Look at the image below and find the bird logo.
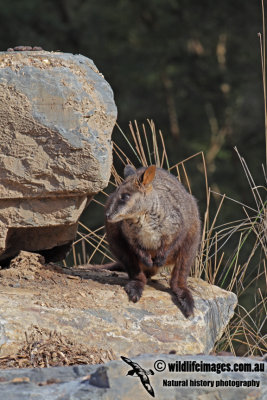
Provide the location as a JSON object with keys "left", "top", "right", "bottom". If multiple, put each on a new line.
{"left": 121, "top": 356, "right": 155, "bottom": 397}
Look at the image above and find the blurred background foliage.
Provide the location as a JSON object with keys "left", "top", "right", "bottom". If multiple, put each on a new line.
{"left": 0, "top": 0, "right": 265, "bottom": 240}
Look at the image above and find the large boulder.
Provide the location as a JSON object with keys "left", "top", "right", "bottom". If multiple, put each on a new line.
{"left": 0, "top": 50, "right": 117, "bottom": 262}
{"left": 0, "top": 252, "right": 237, "bottom": 357}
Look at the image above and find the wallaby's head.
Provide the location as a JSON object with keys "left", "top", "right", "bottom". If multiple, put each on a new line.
{"left": 105, "top": 165, "right": 157, "bottom": 223}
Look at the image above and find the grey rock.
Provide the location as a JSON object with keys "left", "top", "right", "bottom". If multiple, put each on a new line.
{"left": 0, "top": 254, "right": 237, "bottom": 357}
{"left": 0, "top": 355, "right": 265, "bottom": 399}
{"left": 89, "top": 366, "right": 110, "bottom": 388}
{"left": 0, "top": 50, "right": 117, "bottom": 262}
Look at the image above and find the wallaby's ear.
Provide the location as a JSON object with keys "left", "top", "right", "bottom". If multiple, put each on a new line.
{"left": 124, "top": 165, "right": 136, "bottom": 178}
{"left": 141, "top": 165, "right": 156, "bottom": 186}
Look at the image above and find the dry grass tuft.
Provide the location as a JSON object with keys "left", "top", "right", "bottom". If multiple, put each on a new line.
{"left": 0, "top": 326, "right": 115, "bottom": 369}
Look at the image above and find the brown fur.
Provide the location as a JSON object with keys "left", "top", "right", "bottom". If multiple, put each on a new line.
{"left": 105, "top": 165, "right": 201, "bottom": 318}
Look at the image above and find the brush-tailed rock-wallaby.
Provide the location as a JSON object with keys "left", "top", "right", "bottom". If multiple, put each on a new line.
{"left": 105, "top": 165, "right": 201, "bottom": 317}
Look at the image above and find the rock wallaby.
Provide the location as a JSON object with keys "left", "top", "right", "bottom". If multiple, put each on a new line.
{"left": 105, "top": 165, "right": 201, "bottom": 318}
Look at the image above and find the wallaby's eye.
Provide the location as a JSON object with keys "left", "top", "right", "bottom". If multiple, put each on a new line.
{"left": 120, "top": 193, "right": 130, "bottom": 202}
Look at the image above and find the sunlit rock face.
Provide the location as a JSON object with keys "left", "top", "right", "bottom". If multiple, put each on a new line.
{"left": 0, "top": 50, "right": 117, "bottom": 262}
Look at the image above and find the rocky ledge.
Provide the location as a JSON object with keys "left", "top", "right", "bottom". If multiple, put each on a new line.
{"left": 0, "top": 252, "right": 237, "bottom": 358}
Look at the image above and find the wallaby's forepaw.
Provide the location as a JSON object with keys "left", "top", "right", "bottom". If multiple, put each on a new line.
{"left": 139, "top": 254, "right": 153, "bottom": 268}
{"left": 173, "top": 287, "right": 194, "bottom": 318}
{"left": 153, "top": 255, "right": 166, "bottom": 267}
{"left": 125, "top": 280, "right": 144, "bottom": 303}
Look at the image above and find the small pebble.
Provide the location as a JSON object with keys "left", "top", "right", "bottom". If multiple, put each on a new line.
{"left": 6, "top": 46, "right": 44, "bottom": 52}
{"left": 9, "top": 283, "right": 21, "bottom": 288}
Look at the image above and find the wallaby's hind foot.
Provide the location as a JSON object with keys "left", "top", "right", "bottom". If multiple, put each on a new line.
{"left": 125, "top": 280, "right": 144, "bottom": 303}
{"left": 173, "top": 287, "right": 194, "bottom": 318}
